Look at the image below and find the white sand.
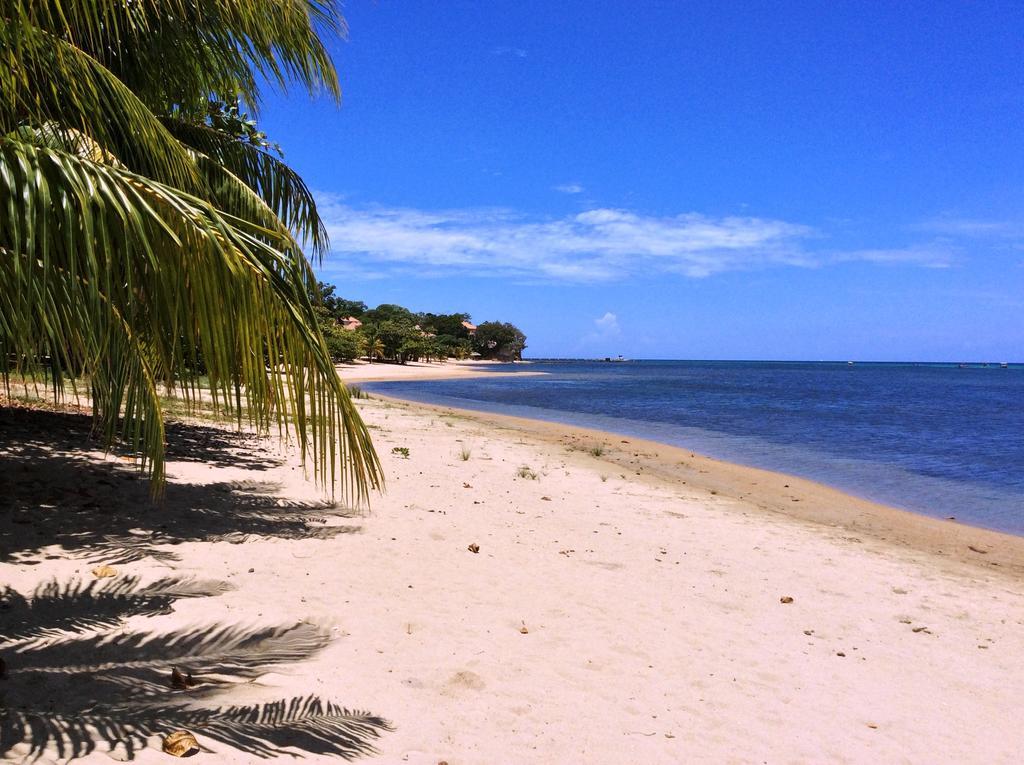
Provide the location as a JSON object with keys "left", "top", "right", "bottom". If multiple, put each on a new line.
{"left": 3, "top": 369, "right": 1024, "bottom": 763}
{"left": 335, "top": 359, "right": 538, "bottom": 383}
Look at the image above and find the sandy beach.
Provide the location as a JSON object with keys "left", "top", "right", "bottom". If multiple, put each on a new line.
{"left": 3, "top": 363, "right": 1024, "bottom": 763}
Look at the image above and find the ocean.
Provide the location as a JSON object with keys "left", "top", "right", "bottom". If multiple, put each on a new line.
{"left": 363, "top": 360, "right": 1024, "bottom": 535}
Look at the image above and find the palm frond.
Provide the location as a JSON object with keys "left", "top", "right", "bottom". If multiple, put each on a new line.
{"left": 11, "top": 0, "right": 344, "bottom": 112}
{"left": 0, "top": 16, "right": 200, "bottom": 191}
{"left": 165, "top": 119, "right": 329, "bottom": 254}
{"left": 0, "top": 137, "right": 381, "bottom": 499}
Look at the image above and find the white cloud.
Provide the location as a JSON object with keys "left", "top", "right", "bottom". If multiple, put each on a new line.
{"left": 911, "top": 218, "right": 1023, "bottom": 239}
{"left": 317, "top": 196, "right": 814, "bottom": 283}
{"left": 491, "top": 46, "right": 527, "bottom": 58}
{"left": 315, "top": 195, "right": 968, "bottom": 284}
{"left": 832, "top": 246, "right": 955, "bottom": 269}
{"left": 554, "top": 183, "right": 585, "bottom": 194}
{"left": 594, "top": 312, "right": 621, "bottom": 336}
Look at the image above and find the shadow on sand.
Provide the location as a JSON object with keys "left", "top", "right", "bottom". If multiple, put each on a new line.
{"left": 0, "top": 407, "right": 362, "bottom": 564}
{"left": 0, "top": 406, "right": 392, "bottom": 761}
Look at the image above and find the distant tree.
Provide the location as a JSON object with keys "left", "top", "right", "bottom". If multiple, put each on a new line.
{"left": 363, "top": 303, "right": 417, "bottom": 326}
{"left": 314, "top": 282, "right": 367, "bottom": 321}
{"left": 473, "top": 322, "right": 526, "bottom": 361}
{"left": 326, "top": 329, "right": 363, "bottom": 362}
{"left": 419, "top": 312, "right": 472, "bottom": 339}
{"left": 374, "top": 319, "right": 420, "bottom": 363}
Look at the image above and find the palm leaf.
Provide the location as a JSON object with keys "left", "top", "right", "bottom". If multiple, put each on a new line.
{"left": 0, "top": 16, "right": 200, "bottom": 191}
{"left": 165, "top": 119, "right": 328, "bottom": 253}
{"left": 0, "top": 137, "right": 381, "bottom": 499}
{"left": 10, "top": 0, "right": 344, "bottom": 112}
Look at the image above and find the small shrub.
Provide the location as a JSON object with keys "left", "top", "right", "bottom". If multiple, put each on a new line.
{"left": 516, "top": 465, "right": 538, "bottom": 480}
{"left": 348, "top": 385, "right": 368, "bottom": 400}
{"left": 391, "top": 446, "right": 410, "bottom": 459}
{"left": 588, "top": 444, "right": 606, "bottom": 457}
{"left": 459, "top": 444, "right": 472, "bottom": 461}
{"left": 600, "top": 475, "right": 608, "bottom": 482}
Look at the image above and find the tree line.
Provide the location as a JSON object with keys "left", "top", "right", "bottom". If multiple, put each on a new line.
{"left": 314, "top": 283, "right": 527, "bottom": 364}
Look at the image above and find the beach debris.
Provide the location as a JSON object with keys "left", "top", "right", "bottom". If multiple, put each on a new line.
{"left": 467, "top": 543, "right": 480, "bottom": 554}
{"left": 519, "top": 622, "right": 529, "bottom": 634}
{"left": 162, "top": 730, "right": 200, "bottom": 757}
{"left": 867, "top": 723, "right": 878, "bottom": 729}
{"left": 169, "top": 667, "right": 196, "bottom": 690}
{"left": 541, "top": 496, "right": 552, "bottom": 501}
{"left": 780, "top": 596, "right": 794, "bottom": 604}
{"left": 92, "top": 565, "right": 117, "bottom": 578}
{"left": 462, "top": 482, "right": 472, "bottom": 488}
{"left": 967, "top": 545, "right": 988, "bottom": 554}
{"left": 836, "top": 652, "right": 846, "bottom": 657}
{"left": 912, "top": 626, "right": 932, "bottom": 634}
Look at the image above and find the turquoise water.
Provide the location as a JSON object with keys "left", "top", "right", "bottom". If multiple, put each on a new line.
{"left": 365, "top": 360, "right": 1024, "bottom": 534}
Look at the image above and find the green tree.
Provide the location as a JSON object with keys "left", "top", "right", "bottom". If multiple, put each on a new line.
{"left": 315, "top": 282, "right": 367, "bottom": 321}
{"left": 0, "top": 1, "right": 380, "bottom": 499}
{"left": 419, "top": 312, "right": 472, "bottom": 339}
{"left": 362, "top": 303, "right": 417, "bottom": 326}
{"left": 374, "top": 319, "right": 420, "bottom": 363}
{"left": 473, "top": 322, "right": 527, "bottom": 361}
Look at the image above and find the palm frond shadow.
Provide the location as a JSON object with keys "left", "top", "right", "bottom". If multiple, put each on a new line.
{"left": 0, "top": 576, "right": 232, "bottom": 645}
{"left": 0, "top": 588, "right": 392, "bottom": 761}
{"left": 6, "top": 622, "right": 330, "bottom": 708}
{"left": 1, "top": 698, "right": 391, "bottom": 762}
{"left": 0, "top": 407, "right": 364, "bottom": 565}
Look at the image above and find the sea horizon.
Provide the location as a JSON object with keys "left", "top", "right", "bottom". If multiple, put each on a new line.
{"left": 523, "top": 357, "right": 1023, "bottom": 366}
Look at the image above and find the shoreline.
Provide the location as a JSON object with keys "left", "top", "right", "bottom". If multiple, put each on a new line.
{"left": 339, "top": 363, "right": 1024, "bottom": 577}
{"left": 334, "top": 359, "right": 542, "bottom": 383}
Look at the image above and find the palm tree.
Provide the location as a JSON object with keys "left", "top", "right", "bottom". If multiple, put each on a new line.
{"left": 0, "top": 1, "right": 381, "bottom": 500}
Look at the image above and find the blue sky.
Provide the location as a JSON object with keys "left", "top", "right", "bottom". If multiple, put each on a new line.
{"left": 260, "top": 0, "right": 1024, "bottom": 360}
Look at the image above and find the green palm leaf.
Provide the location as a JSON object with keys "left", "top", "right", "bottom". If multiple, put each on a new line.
{"left": 165, "top": 119, "right": 329, "bottom": 253}
{"left": 0, "top": 0, "right": 377, "bottom": 498}
{"left": 0, "top": 138, "right": 381, "bottom": 498}
{"left": 11, "top": 0, "right": 344, "bottom": 112}
{"left": 0, "top": 16, "right": 200, "bottom": 191}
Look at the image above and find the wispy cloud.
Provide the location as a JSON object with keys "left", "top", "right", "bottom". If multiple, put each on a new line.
{"left": 491, "top": 46, "right": 527, "bottom": 58}
{"left": 832, "top": 245, "right": 955, "bottom": 269}
{"left": 316, "top": 196, "right": 964, "bottom": 284}
{"left": 318, "top": 197, "right": 813, "bottom": 282}
{"left": 911, "top": 217, "right": 1024, "bottom": 239}
{"left": 554, "top": 183, "right": 585, "bottom": 194}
